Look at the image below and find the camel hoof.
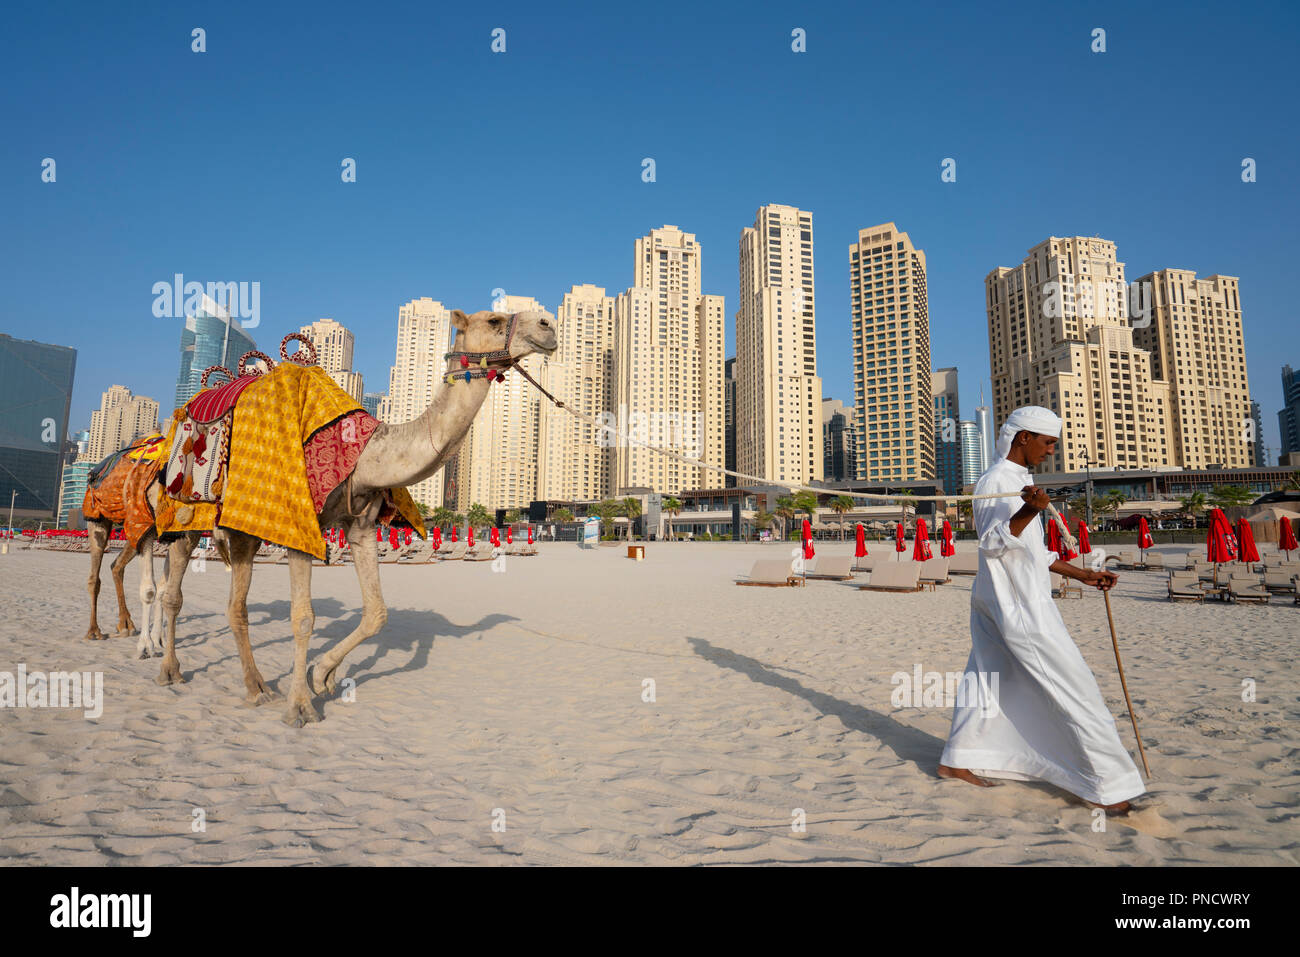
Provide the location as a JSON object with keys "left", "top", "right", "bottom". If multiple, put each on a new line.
{"left": 156, "top": 662, "right": 186, "bottom": 686}
{"left": 245, "top": 689, "right": 280, "bottom": 707}
{"left": 84, "top": 630, "right": 107, "bottom": 641}
{"left": 283, "top": 700, "right": 320, "bottom": 727}
{"left": 137, "top": 647, "right": 153, "bottom": 661}
{"left": 117, "top": 621, "right": 137, "bottom": 636}
{"left": 308, "top": 663, "right": 338, "bottom": 696}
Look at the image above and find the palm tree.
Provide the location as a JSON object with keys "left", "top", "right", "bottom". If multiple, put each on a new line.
{"left": 957, "top": 500, "right": 973, "bottom": 532}
{"left": 621, "top": 497, "right": 641, "bottom": 541}
{"left": 895, "top": 488, "right": 916, "bottom": 530}
{"left": 452, "top": 513, "right": 465, "bottom": 533}
{"left": 661, "top": 496, "right": 682, "bottom": 541}
{"left": 554, "top": 507, "right": 575, "bottom": 523}
{"left": 829, "top": 495, "right": 854, "bottom": 540}
{"left": 431, "top": 505, "right": 454, "bottom": 532}
{"left": 1178, "top": 491, "right": 1207, "bottom": 525}
{"left": 595, "top": 499, "right": 620, "bottom": 537}
{"left": 1099, "top": 490, "right": 1126, "bottom": 527}
{"left": 774, "top": 495, "right": 796, "bottom": 541}
{"left": 466, "top": 503, "right": 490, "bottom": 532}
{"left": 793, "top": 490, "right": 819, "bottom": 539}
{"left": 504, "top": 509, "right": 521, "bottom": 525}
{"left": 754, "top": 510, "right": 774, "bottom": 541}
{"left": 1209, "top": 484, "right": 1256, "bottom": 509}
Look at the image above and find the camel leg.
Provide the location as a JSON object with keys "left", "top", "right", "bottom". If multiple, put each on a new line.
{"left": 156, "top": 536, "right": 195, "bottom": 686}
{"left": 135, "top": 529, "right": 161, "bottom": 658}
{"left": 110, "top": 540, "right": 138, "bottom": 636}
{"left": 85, "top": 520, "right": 110, "bottom": 640}
{"left": 219, "top": 530, "right": 277, "bottom": 706}
{"left": 282, "top": 548, "right": 320, "bottom": 726}
{"left": 309, "top": 521, "right": 387, "bottom": 697}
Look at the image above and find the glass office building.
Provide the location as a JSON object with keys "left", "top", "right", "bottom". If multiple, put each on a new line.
{"left": 174, "top": 308, "right": 258, "bottom": 409}
{"left": 0, "top": 334, "right": 77, "bottom": 521}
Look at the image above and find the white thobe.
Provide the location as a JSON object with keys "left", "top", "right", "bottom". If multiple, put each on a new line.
{"left": 940, "top": 457, "right": 1144, "bottom": 805}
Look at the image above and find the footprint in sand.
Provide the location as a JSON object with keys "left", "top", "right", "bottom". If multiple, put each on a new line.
{"left": 1116, "top": 804, "right": 1178, "bottom": 839}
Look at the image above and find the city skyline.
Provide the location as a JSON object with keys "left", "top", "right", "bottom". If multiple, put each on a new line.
{"left": 5, "top": 4, "right": 1296, "bottom": 461}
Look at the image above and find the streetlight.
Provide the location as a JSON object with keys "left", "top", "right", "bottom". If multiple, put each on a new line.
{"left": 7, "top": 489, "right": 15, "bottom": 536}
{"left": 1080, "top": 448, "right": 1095, "bottom": 528}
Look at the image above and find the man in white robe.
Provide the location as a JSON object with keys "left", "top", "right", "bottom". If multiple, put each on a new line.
{"left": 938, "top": 406, "right": 1145, "bottom": 812}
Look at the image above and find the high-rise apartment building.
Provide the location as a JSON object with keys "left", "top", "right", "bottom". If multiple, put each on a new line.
{"left": 736, "top": 204, "right": 823, "bottom": 486}
{"left": 724, "top": 358, "right": 737, "bottom": 487}
{"left": 379, "top": 297, "right": 454, "bottom": 509}
{"left": 1132, "top": 268, "right": 1253, "bottom": 470}
{"left": 0, "top": 334, "right": 76, "bottom": 521}
{"left": 612, "top": 226, "right": 725, "bottom": 494}
{"left": 1279, "top": 365, "right": 1300, "bottom": 458}
{"left": 537, "top": 284, "right": 616, "bottom": 503}
{"left": 454, "top": 294, "right": 549, "bottom": 511}
{"left": 87, "top": 385, "right": 160, "bottom": 461}
{"left": 299, "top": 318, "right": 363, "bottom": 401}
{"left": 932, "top": 367, "right": 962, "bottom": 494}
{"left": 1250, "top": 400, "right": 1267, "bottom": 467}
{"left": 822, "top": 397, "right": 857, "bottom": 482}
{"left": 849, "top": 223, "right": 933, "bottom": 483}
{"left": 959, "top": 420, "right": 985, "bottom": 487}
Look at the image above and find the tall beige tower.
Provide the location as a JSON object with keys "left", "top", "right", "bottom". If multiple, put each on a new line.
{"left": 454, "top": 294, "right": 550, "bottom": 512}
{"left": 736, "top": 204, "right": 824, "bottom": 485}
{"left": 87, "top": 385, "right": 160, "bottom": 460}
{"left": 612, "top": 225, "right": 725, "bottom": 494}
{"left": 537, "top": 284, "right": 616, "bottom": 502}
{"left": 379, "top": 298, "right": 454, "bottom": 508}
{"left": 986, "top": 236, "right": 1177, "bottom": 473}
{"left": 849, "top": 223, "right": 933, "bottom": 483}
{"left": 299, "top": 318, "right": 363, "bottom": 401}
{"left": 1132, "top": 269, "right": 1252, "bottom": 469}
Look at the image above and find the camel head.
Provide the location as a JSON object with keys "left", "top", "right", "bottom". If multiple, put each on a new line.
{"left": 450, "top": 309, "right": 558, "bottom": 361}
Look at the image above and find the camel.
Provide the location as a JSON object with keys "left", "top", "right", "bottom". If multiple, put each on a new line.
{"left": 82, "top": 450, "right": 199, "bottom": 659}
{"left": 155, "top": 309, "right": 558, "bottom": 726}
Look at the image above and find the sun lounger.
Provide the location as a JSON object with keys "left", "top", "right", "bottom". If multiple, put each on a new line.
{"left": 1263, "top": 569, "right": 1299, "bottom": 593}
{"left": 1144, "top": 553, "right": 1165, "bottom": 571}
{"left": 1167, "top": 571, "right": 1204, "bottom": 602}
{"left": 736, "top": 559, "right": 802, "bottom": 587}
{"left": 1052, "top": 573, "right": 1082, "bottom": 599}
{"left": 804, "top": 556, "right": 855, "bottom": 581}
{"left": 851, "top": 554, "right": 876, "bottom": 573}
{"left": 918, "top": 557, "right": 950, "bottom": 587}
{"left": 465, "top": 543, "right": 495, "bottom": 562}
{"left": 857, "top": 561, "right": 922, "bottom": 593}
{"left": 1228, "top": 575, "right": 1269, "bottom": 604}
{"left": 948, "top": 552, "right": 979, "bottom": 575}
{"left": 437, "top": 542, "right": 467, "bottom": 561}
{"left": 1107, "top": 551, "right": 1137, "bottom": 569}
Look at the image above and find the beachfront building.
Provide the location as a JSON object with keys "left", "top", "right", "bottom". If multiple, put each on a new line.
{"left": 174, "top": 297, "right": 257, "bottom": 409}
{"left": 1131, "top": 268, "right": 1253, "bottom": 470}
{"left": 849, "top": 222, "right": 934, "bottom": 485}
{"left": 299, "top": 318, "right": 363, "bottom": 401}
{"left": 724, "top": 358, "right": 737, "bottom": 487}
{"left": 379, "top": 297, "right": 455, "bottom": 509}
{"left": 454, "top": 294, "right": 549, "bottom": 511}
{"left": 537, "top": 284, "right": 617, "bottom": 503}
{"left": 1279, "top": 364, "right": 1300, "bottom": 458}
{"left": 57, "top": 459, "right": 94, "bottom": 526}
{"left": 0, "top": 334, "right": 76, "bottom": 523}
{"left": 735, "top": 204, "right": 823, "bottom": 487}
{"left": 86, "top": 385, "right": 159, "bottom": 461}
{"left": 932, "top": 367, "right": 962, "bottom": 494}
{"left": 822, "top": 397, "right": 857, "bottom": 482}
{"left": 612, "top": 225, "right": 726, "bottom": 495}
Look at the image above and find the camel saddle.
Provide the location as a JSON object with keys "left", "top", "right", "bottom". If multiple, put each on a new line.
{"left": 162, "top": 377, "right": 260, "bottom": 504}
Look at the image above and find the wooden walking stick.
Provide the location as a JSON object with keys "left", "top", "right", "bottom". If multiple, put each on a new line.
{"left": 1101, "top": 588, "right": 1151, "bottom": 778}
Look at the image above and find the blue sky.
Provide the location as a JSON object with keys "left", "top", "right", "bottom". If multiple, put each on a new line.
{"left": 3, "top": 0, "right": 1298, "bottom": 459}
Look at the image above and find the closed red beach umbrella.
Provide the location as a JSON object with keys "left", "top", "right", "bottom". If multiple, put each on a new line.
{"left": 389, "top": 528, "right": 399, "bottom": 549}
{"left": 1047, "top": 514, "right": 1077, "bottom": 560}
{"left": 941, "top": 519, "right": 955, "bottom": 558}
{"left": 467, "top": 526, "right": 475, "bottom": 548}
{"left": 894, "top": 522, "right": 906, "bottom": 559}
{"left": 404, "top": 528, "right": 412, "bottom": 546}
{"left": 1206, "top": 508, "right": 1237, "bottom": 579}
{"left": 431, "top": 527, "right": 442, "bottom": 549}
{"left": 451, "top": 526, "right": 459, "bottom": 543}
{"left": 801, "top": 518, "right": 815, "bottom": 560}
{"left": 854, "top": 523, "right": 867, "bottom": 558}
{"left": 1280, "top": 516, "right": 1298, "bottom": 558}
{"left": 1235, "top": 517, "right": 1259, "bottom": 564}
{"left": 507, "top": 526, "right": 513, "bottom": 544}
{"left": 527, "top": 526, "right": 534, "bottom": 545}
{"left": 913, "top": 518, "right": 932, "bottom": 561}
{"left": 1137, "top": 516, "right": 1154, "bottom": 552}
{"left": 1077, "top": 520, "right": 1092, "bottom": 555}
{"left": 377, "top": 528, "right": 383, "bottom": 542}
{"left": 490, "top": 526, "right": 500, "bottom": 547}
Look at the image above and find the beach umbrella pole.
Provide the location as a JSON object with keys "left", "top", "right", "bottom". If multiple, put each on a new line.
{"left": 1102, "top": 589, "right": 1151, "bottom": 778}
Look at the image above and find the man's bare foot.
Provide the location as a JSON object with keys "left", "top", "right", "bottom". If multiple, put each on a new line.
{"left": 937, "top": 764, "right": 996, "bottom": 787}
{"left": 1085, "top": 799, "right": 1132, "bottom": 816}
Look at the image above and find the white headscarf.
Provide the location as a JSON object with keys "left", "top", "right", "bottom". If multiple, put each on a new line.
{"left": 995, "top": 405, "right": 1063, "bottom": 461}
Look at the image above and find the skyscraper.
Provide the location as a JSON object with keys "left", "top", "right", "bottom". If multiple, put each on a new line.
{"left": 849, "top": 223, "right": 933, "bottom": 483}
{"left": 299, "top": 318, "right": 363, "bottom": 401}
{"left": 932, "top": 367, "right": 962, "bottom": 494}
{"left": 959, "top": 420, "right": 984, "bottom": 487}
{"left": 724, "top": 357, "right": 737, "bottom": 487}
{"left": 822, "top": 397, "right": 857, "bottom": 483}
{"left": 0, "top": 334, "right": 76, "bottom": 521}
{"left": 735, "top": 204, "right": 823, "bottom": 486}
{"left": 1279, "top": 364, "right": 1300, "bottom": 458}
{"left": 537, "top": 284, "right": 616, "bottom": 504}
{"left": 612, "top": 225, "right": 725, "bottom": 494}
{"left": 379, "top": 297, "right": 455, "bottom": 509}
{"left": 455, "top": 294, "right": 549, "bottom": 511}
{"left": 1250, "top": 400, "right": 1266, "bottom": 467}
{"left": 174, "top": 294, "right": 258, "bottom": 409}
{"left": 87, "top": 385, "right": 159, "bottom": 461}
{"left": 1132, "top": 268, "right": 1253, "bottom": 470}
{"left": 975, "top": 398, "right": 993, "bottom": 471}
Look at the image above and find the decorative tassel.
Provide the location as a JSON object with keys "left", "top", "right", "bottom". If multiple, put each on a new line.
{"left": 464, "top": 371, "right": 472, "bottom": 383}
{"left": 479, "top": 356, "right": 487, "bottom": 369}
{"left": 459, "top": 355, "right": 469, "bottom": 368}
{"left": 445, "top": 373, "right": 454, "bottom": 385}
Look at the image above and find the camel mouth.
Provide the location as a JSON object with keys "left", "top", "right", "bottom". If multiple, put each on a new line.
{"left": 525, "top": 332, "right": 559, "bottom": 355}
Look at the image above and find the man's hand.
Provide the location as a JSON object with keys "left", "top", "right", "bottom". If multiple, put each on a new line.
{"left": 1079, "top": 568, "right": 1118, "bottom": 591}
{"left": 1020, "top": 485, "right": 1050, "bottom": 512}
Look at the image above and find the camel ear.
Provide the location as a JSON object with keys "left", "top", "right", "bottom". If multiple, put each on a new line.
{"left": 451, "top": 310, "right": 469, "bottom": 331}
